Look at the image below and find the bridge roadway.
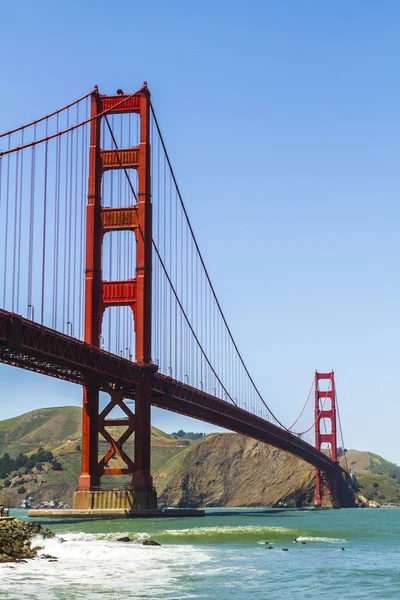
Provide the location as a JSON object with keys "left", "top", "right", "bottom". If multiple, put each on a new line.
{"left": 0, "top": 309, "right": 339, "bottom": 474}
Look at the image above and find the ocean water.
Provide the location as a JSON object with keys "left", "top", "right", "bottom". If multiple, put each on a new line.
{"left": 1, "top": 507, "right": 400, "bottom": 599}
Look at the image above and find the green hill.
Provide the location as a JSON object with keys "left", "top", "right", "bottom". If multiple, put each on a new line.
{"left": 0, "top": 407, "right": 82, "bottom": 457}
{"left": 339, "top": 450, "right": 400, "bottom": 505}
{"left": 0, "top": 406, "right": 177, "bottom": 457}
{"left": 0, "top": 407, "right": 188, "bottom": 508}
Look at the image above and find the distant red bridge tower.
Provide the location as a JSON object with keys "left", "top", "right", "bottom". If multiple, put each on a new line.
{"left": 314, "top": 371, "right": 339, "bottom": 507}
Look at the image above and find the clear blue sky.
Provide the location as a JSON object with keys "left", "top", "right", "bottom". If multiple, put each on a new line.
{"left": 1, "top": 1, "right": 400, "bottom": 462}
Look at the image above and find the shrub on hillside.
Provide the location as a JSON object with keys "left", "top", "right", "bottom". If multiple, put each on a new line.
{"left": 35, "top": 448, "right": 54, "bottom": 463}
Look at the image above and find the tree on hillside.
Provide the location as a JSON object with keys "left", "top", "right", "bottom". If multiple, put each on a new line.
{"left": 0, "top": 453, "right": 12, "bottom": 475}
{"left": 172, "top": 430, "right": 206, "bottom": 440}
{"left": 14, "top": 453, "right": 28, "bottom": 470}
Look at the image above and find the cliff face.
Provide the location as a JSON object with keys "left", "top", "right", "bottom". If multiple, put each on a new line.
{"left": 155, "top": 433, "right": 315, "bottom": 507}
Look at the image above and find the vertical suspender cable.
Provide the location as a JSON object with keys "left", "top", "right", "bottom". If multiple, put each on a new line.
{"left": 27, "top": 132, "right": 36, "bottom": 316}
{"left": 41, "top": 132, "right": 49, "bottom": 324}
{"left": 12, "top": 149, "right": 19, "bottom": 310}
{"left": 3, "top": 137, "right": 11, "bottom": 308}
{"left": 16, "top": 131, "right": 24, "bottom": 314}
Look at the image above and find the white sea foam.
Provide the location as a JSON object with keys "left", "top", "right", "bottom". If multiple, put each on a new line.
{"left": 295, "top": 536, "right": 346, "bottom": 544}
{"left": 256, "top": 534, "right": 346, "bottom": 545}
{"left": 0, "top": 532, "right": 211, "bottom": 600}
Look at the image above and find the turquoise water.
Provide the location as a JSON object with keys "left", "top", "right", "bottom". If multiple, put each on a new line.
{"left": 1, "top": 507, "right": 400, "bottom": 599}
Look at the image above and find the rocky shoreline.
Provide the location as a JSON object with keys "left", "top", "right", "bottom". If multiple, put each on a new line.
{"left": 0, "top": 519, "right": 55, "bottom": 563}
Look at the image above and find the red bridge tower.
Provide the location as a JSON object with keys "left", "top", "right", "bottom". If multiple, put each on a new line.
{"left": 74, "top": 85, "right": 157, "bottom": 511}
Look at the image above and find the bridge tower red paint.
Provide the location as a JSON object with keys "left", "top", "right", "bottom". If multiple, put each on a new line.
{"left": 314, "top": 371, "right": 339, "bottom": 507}
{"left": 76, "top": 85, "right": 157, "bottom": 509}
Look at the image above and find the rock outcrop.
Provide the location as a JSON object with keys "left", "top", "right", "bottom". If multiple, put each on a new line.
{"left": 155, "top": 433, "right": 316, "bottom": 507}
{"left": 0, "top": 519, "right": 54, "bottom": 563}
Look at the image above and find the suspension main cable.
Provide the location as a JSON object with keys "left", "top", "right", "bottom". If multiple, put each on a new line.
{"left": 296, "top": 378, "right": 332, "bottom": 436}
{"left": 0, "top": 91, "right": 141, "bottom": 157}
{"left": 335, "top": 387, "right": 349, "bottom": 471}
{"left": 0, "top": 90, "right": 93, "bottom": 139}
{"left": 150, "top": 101, "right": 287, "bottom": 428}
{"left": 288, "top": 373, "right": 315, "bottom": 430}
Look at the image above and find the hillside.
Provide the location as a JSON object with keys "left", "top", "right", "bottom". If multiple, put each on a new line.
{"left": 339, "top": 450, "right": 400, "bottom": 505}
{"left": 0, "top": 407, "right": 189, "bottom": 508}
{"left": 0, "top": 407, "right": 82, "bottom": 457}
{"left": 1, "top": 407, "right": 400, "bottom": 508}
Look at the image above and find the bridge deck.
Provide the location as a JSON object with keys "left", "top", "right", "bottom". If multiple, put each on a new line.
{"left": 0, "top": 310, "right": 339, "bottom": 473}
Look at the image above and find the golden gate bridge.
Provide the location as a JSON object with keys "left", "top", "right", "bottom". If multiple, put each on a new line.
{"left": 0, "top": 84, "right": 351, "bottom": 511}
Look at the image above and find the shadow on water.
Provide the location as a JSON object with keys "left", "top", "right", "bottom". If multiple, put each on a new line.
{"left": 23, "top": 507, "right": 307, "bottom": 526}
{"left": 26, "top": 518, "right": 109, "bottom": 526}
